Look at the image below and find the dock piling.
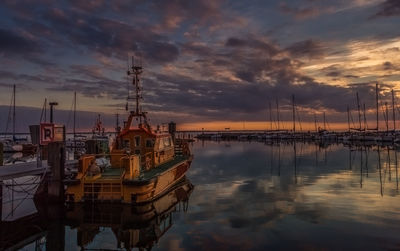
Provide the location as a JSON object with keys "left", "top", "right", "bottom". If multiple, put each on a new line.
{"left": 0, "top": 142, "right": 3, "bottom": 166}
{"left": 47, "top": 142, "right": 65, "bottom": 202}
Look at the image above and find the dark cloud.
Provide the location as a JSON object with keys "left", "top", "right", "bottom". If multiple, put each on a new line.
{"left": 279, "top": 2, "right": 321, "bottom": 20}
{"left": 344, "top": 74, "right": 359, "bottom": 79}
{"left": 383, "top": 61, "right": 398, "bottom": 71}
{"left": 326, "top": 71, "right": 341, "bottom": 77}
{"left": 372, "top": 0, "right": 400, "bottom": 18}
{"left": 285, "top": 40, "right": 325, "bottom": 59}
{"left": 0, "top": 28, "right": 41, "bottom": 55}
{"left": 225, "top": 37, "right": 279, "bottom": 56}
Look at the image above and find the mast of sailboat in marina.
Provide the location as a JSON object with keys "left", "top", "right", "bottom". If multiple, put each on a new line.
{"left": 392, "top": 89, "right": 396, "bottom": 131}
{"left": 347, "top": 105, "right": 351, "bottom": 132}
{"left": 73, "top": 91, "right": 76, "bottom": 149}
{"left": 314, "top": 112, "right": 318, "bottom": 132}
{"left": 12, "top": 84, "right": 16, "bottom": 141}
{"left": 268, "top": 101, "right": 272, "bottom": 130}
{"left": 376, "top": 83, "right": 379, "bottom": 132}
{"left": 292, "top": 95, "right": 296, "bottom": 133}
{"left": 323, "top": 112, "right": 327, "bottom": 131}
{"left": 356, "top": 92, "right": 361, "bottom": 131}
{"left": 276, "top": 99, "right": 280, "bottom": 131}
{"left": 363, "top": 104, "right": 367, "bottom": 131}
{"left": 385, "top": 102, "right": 389, "bottom": 133}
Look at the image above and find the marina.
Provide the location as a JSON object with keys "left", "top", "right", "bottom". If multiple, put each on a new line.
{"left": 1, "top": 0, "right": 400, "bottom": 249}
{"left": 2, "top": 140, "right": 400, "bottom": 250}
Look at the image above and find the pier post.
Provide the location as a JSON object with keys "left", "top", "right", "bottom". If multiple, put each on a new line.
{"left": 0, "top": 142, "right": 3, "bottom": 166}
{"left": 46, "top": 203, "right": 65, "bottom": 251}
{"left": 0, "top": 181, "right": 2, "bottom": 221}
{"left": 47, "top": 142, "right": 65, "bottom": 202}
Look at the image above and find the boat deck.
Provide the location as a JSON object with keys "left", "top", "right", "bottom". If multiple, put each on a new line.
{"left": 96, "top": 155, "right": 189, "bottom": 181}
{"left": 142, "top": 155, "right": 188, "bottom": 180}
{"left": 101, "top": 168, "right": 123, "bottom": 179}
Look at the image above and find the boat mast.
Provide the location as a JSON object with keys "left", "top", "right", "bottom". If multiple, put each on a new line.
{"left": 125, "top": 56, "right": 150, "bottom": 131}
{"left": 323, "top": 112, "right": 326, "bottom": 131}
{"left": 292, "top": 95, "right": 296, "bottom": 133}
{"left": 392, "top": 89, "right": 396, "bottom": 131}
{"left": 356, "top": 92, "right": 361, "bottom": 131}
{"left": 276, "top": 99, "right": 280, "bottom": 131}
{"left": 376, "top": 83, "right": 379, "bottom": 132}
{"left": 363, "top": 104, "right": 367, "bottom": 131}
{"left": 385, "top": 102, "right": 389, "bottom": 133}
{"left": 347, "top": 105, "right": 350, "bottom": 133}
{"left": 314, "top": 112, "right": 318, "bottom": 132}
{"left": 12, "top": 84, "right": 15, "bottom": 141}
{"left": 73, "top": 91, "right": 76, "bottom": 149}
{"left": 268, "top": 102, "right": 272, "bottom": 131}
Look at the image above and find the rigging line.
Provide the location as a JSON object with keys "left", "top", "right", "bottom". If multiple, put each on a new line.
{"left": 3, "top": 192, "right": 31, "bottom": 220}
{"left": 381, "top": 105, "right": 389, "bottom": 130}
{"left": 3, "top": 176, "right": 42, "bottom": 193}
{"left": 349, "top": 109, "right": 357, "bottom": 130}
{"left": 295, "top": 106, "right": 302, "bottom": 131}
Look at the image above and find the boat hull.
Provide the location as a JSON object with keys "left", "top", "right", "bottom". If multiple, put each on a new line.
{"left": 66, "top": 156, "right": 193, "bottom": 204}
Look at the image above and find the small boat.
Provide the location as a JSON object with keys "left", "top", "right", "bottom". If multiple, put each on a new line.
{"left": 65, "top": 61, "right": 193, "bottom": 204}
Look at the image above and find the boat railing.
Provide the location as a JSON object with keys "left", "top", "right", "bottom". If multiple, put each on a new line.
{"left": 174, "top": 139, "right": 191, "bottom": 156}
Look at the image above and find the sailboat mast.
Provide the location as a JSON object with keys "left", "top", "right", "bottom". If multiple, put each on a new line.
{"left": 376, "top": 83, "right": 379, "bottom": 132}
{"left": 347, "top": 105, "right": 350, "bottom": 133}
{"left": 12, "top": 84, "right": 15, "bottom": 141}
{"left": 292, "top": 95, "right": 296, "bottom": 133}
{"left": 73, "top": 91, "right": 76, "bottom": 148}
{"left": 44, "top": 98, "right": 47, "bottom": 122}
{"left": 323, "top": 112, "right": 326, "bottom": 131}
{"left": 392, "top": 89, "right": 396, "bottom": 131}
{"left": 268, "top": 102, "right": 272, "bottom": 130}
{"left": 363, "top": 103, "right": 367, "bottom": 131}
{"left": 314, "top": 112, "right": 318, "bottom": 132}
{"left": 356, "top": 92, "right": 361, "bottom": 131}
{"left": 385, "top": 102, "right": 389, "bottom": 133}
{"left": 276, "top": 99, "right": 280, "bottom": 130}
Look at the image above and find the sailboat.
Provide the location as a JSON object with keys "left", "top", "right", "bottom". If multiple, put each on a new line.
{"left": 1, "top": 85, "right": 35, "bottom": 153}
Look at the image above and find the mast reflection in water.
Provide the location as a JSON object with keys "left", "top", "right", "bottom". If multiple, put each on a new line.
{"left": 2, "top": 141, "right": 400, "bottom": 250}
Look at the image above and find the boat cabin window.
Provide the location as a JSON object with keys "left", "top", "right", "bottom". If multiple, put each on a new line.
{"left": 134, "top": 136, "right": 140, "bottom": 147}
{"left": 163, "top": 137, "right": 172, "bottom": 147}
{"left": 146, "top": 139, "right": 155, "bottom": 148}
{"left": 123, "top": 139, "right": 130, "bottom": 149}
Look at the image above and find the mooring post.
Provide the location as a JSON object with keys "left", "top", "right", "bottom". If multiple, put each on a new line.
{"left": 0, "top": 181, "right": 2, "bottom": 221}
{"left": 47, "top": 142, "right": 65, "bottom": 202}
{"left": 0, "top": 142, "right": 3, "bottom": 166}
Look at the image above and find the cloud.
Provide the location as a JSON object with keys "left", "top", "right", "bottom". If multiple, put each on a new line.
{"left": 372, "top": 0, "right": 400, "bottom": 18}
{"left": 0, "top": 28, "right": 42, "bottom": 55}
{"left": 285, "top": 40, "right": 325, "bottom": 59}
{"left": 382, "top": 61, "right": 398, "bottom": 71}
{"left": 279, "top": 2, "right": 322, "bottom": 20}
{"left": 225, "top": 37, "right": 279, "bottom": 56}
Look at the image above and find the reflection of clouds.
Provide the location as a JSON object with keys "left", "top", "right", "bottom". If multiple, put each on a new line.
{"left": 166, "top": 141, "right": 400, "bottom": 249}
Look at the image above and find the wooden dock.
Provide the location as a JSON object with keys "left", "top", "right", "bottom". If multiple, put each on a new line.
{"left": 0, "top": 160, "right": 78, "bottom": 181}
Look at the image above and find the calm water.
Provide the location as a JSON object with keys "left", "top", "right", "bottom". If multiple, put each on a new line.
{"left": 2, "top": 140, "right": 400, "bottom": 250}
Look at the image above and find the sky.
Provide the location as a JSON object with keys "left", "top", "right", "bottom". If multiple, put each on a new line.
{"left": 0, "top": 0, "right": 400, "bottom": 132}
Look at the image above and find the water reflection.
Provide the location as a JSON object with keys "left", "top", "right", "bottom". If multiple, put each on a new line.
{"left": 0, "top": 178, "right": 193, "bottom": 250}
{"left": 2, "top": 141, "right": 400, "bottom": 250}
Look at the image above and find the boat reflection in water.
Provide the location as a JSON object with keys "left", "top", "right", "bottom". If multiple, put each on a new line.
{"left": 65, "top": 178, "right": 194, "bottom": 250}
{"left": 0, "top": 177, "right": 193, "bottom": 250}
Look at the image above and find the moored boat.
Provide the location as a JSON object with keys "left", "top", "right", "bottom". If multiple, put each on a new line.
{"left": 65, "top": 60, "right": 193, "bottom": 204}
